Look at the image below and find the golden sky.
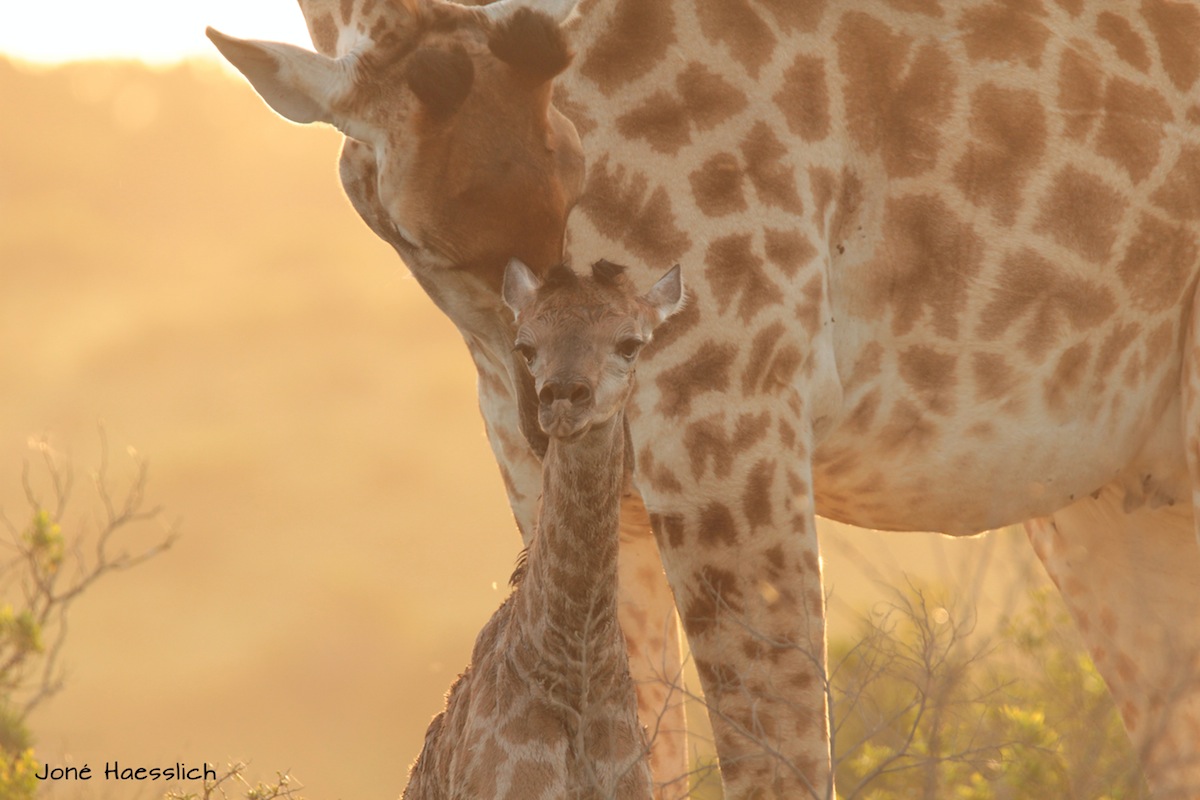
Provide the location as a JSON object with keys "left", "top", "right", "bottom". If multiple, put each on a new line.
{"left": 0, "top": 0, "right": 312, "bottom": 64}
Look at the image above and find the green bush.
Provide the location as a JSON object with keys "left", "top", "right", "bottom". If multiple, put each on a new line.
{"left": 829, "top": 584, "right": 1144, "bottom": 800}
{"left": 0, "top": 438, "right": 175, "bottom": 800}
{"left": 684, "top": 582, "right": 1145, "bottom": 799}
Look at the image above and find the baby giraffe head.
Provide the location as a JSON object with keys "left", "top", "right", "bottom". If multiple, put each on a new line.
{"left": 503, "top": 260, "right": 683, "bottom": 440}
{"left": 207, "top": 0, "right": 583, "bottom": 276}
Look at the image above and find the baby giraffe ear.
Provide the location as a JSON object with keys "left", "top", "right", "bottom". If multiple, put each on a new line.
{"left": 503, "top": 258, "right": 542, "bottom": 317}
{"left": 642, "top": 265, "right": 685, "bottom": 326}
{"left": 206, "top": 28, "right": 375, "bottom": 143}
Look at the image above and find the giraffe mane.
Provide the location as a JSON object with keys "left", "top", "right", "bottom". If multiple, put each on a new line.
{"left": 508, "top": 546, "right": 530, "bottom": 588}
{"left": 541, "top": 262, "right": 580, "bottom": 291}
{"left": 591, "top": 259, "right": 627, "bottom": 286}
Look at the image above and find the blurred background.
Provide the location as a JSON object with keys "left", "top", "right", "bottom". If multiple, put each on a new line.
{"left": 0, "top": 2, "right": 1086, "bottom": 798}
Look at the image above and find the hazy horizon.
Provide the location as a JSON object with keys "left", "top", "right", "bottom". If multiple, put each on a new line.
{"left": 1, "top": 0, "right": 310, "bottom": 66}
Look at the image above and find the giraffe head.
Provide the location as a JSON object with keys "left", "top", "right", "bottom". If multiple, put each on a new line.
{"left": 503, "top": 259, "right": 683, "bottom": 440}
{"left": 207, "top": 0, "right": 584, "bottom": 278}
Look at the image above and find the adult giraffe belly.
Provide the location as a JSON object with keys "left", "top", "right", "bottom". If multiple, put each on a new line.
{"left": 811, "top": 331, "right": 1191, "bottom": 536}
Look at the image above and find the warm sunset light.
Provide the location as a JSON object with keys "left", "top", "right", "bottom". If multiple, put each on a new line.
{"left": 0, "top": 0, "right": 312, "bottom": 65}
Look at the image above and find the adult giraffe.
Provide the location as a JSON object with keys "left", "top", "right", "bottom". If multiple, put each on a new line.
{"left": 209, "top": 3, "right": 692, "bottom": 795}
{"left": 546, "top": 1, "right": 1200, "bottom": 796}
{"left": 216, "top": 0, "right": 1200, "bottom": 797}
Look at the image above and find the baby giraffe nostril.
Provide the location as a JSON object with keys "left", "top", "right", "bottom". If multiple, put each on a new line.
{"left": 540, "top": 381, "right": 593, "bottom": 407}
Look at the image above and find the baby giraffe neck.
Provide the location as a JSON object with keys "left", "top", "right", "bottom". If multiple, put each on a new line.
{"left": 511, "top": 412, "right": 627, "bottom": 689}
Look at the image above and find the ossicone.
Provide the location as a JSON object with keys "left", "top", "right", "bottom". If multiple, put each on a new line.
{"left": 406, "top": 45, "right": 475, "bottom": 116}
{"left": 487, "top": 7, "right": 572, "bottom": 82}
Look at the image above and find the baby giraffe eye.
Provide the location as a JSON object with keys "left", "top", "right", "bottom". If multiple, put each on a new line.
{"left": 514, "top": 343, "right": 537, "bottom": 367}
{"left": 616, "top": 338, "right": 644, "bottom": 361}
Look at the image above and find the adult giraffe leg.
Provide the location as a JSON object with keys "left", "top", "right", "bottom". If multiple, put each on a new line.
{"left": 618, "top": 492, "right": 689, "bottom": 800}
{"left": 1026, "top": 492, "right": 1200, "bottom": 799}
{"left": 643, "top": 407, "right": 832, "bottom": 800}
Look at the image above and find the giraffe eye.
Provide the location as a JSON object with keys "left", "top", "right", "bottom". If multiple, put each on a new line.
{"left": 616, "top": 338, "right": 644, "bottom": 361}
{"left": 514, "top": 343, "right": 537, "bottom": 367}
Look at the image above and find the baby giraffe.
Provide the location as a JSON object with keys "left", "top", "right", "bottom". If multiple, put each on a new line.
{"left": 402, "top": 259, "right": 683, "bottom": 800}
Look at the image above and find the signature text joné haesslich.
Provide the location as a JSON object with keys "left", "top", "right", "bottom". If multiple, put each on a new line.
{"left": 36, "top": 762, "right": 217, "bottom": 781}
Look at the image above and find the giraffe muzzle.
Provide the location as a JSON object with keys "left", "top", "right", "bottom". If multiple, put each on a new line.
{"left": 538, "top": 379, "right": 594, "bottom": 439}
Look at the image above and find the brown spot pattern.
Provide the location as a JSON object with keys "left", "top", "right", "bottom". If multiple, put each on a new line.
{"left": 763, "top": 229, "right": 817, "bottom": 279}
{"left": 1095, "top": 322, "right": 1143, "bottom": 381}
{"left": 578, "top": 156, "right": 692, "bottom": 265}
{"left": 684, "top": 566, "right": 744, "bottom": 636}
{"left": 740, "top": 122, "right": 804, "bottom": 213}
{"left": 1044, "top": 343, "right": 1092, "bottom": 413}
{"left": 616, "top": 64, "right": 748, "bottom": 154}
{"left": 744, "top": 321, "right": 801, "bottom": 393}
{"left": 953, "top": 85, "right": 1047, "bottom": 225}
{"left": 552, "top": 85, "right": 598, "bottom": 138}
{"left": 1034, "top": 167, "right": 1125, "bottom": 263}
{"left": 678, "top": 62, "right": 750, "bottom": 131}
{"left": 1096, "top": 78, "right": 1173, "bottom": 183}
{"left": 898, "top": 346, "right": 958, "bottom": 415}
{"left": 638, "top": 447, "right": 683, "bottom": 494}
{"left": 848, "top": 342, "right": 885, "bottom": 387}
{"left": 774, "top": 55, "right": 830, "bottom": 142}
{"left": 1097, "top": 12, "right": 1151, "bottom": 71}
{"left": 312, "top": 13, "right": 338, "bottom": 54}
{"left": 743, "top": 460, "right": 776, "bottom": 529}
{"left": 650, "top": 512, "right": 686, "bottom": 549}
{"left": 756, "top": 0, "right": 826, "bottom": 32}
{"left": 972, "top": 353, "right": 1020, "bottom": 402}
{"left": 884, "top": 0, "right": 943, "bottom": 15}
{"left": 616, "top": 91, "right": 691, "bottom": 153}
{"left": 699, "top": 502, "right": 739, "bottom": 547}
{"left": 690, "top": 153, "right": 747, "bottom": 217}
{"left": 846, "top": 389, "right": 882, "bottom": 433}
{"left": 1058, "top": 48, "right": 1104, "bottom": 141}
{"left": 1152, "top": 146, "right": 1200, "bottom": 220}
{"left": 685, "top": 412, "right": 772, "bottom": 480}
{"left": 1143, "top": 320, "right": 1176, "bottom": 372}
{"left": 695, "top": 0, "right": 776, "bottom": 77}
{"left": 705, "top": 234, "right": 783, "bottom": 322}
{"left": 836, "top": 12, "right": 957, "bottom": 177}
{"left": 1115, "top": 215, "right": 1197, "bottom": 313}
{"left": 579, "top": 0, "right": 676, "bottom": 94}
{"left": 868, "top": 195, "right": 985, "bottom": 339}
{"left": 655, "top": 341, "right": 737, "bottom": 418}
{"left": 793, "top": 273, "right": 825, "bottom": 337}
{"left": 959, "top": 0, "right": 1052, "bottom": 67}
{"left": 978, "top": 250, "right": 1117, "bottom": 360}
{"left": 879, "top": 399, "right": 938, "bottom": 453}
{"left": 742, "top": 322, "right": 786, "bottom": 394}
{"left": 1142, "top": 0, "right": 1200, "bottom": 92}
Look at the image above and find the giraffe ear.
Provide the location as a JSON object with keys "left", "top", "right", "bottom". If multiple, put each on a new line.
{"left": 642, "top": 265, "right": 685, "bottom": 326}
{"left": 206, "top": 28, "right": 376, "bottom": 143}
{"left": 503, "top": 258, "right": 543, "bottom": 317}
